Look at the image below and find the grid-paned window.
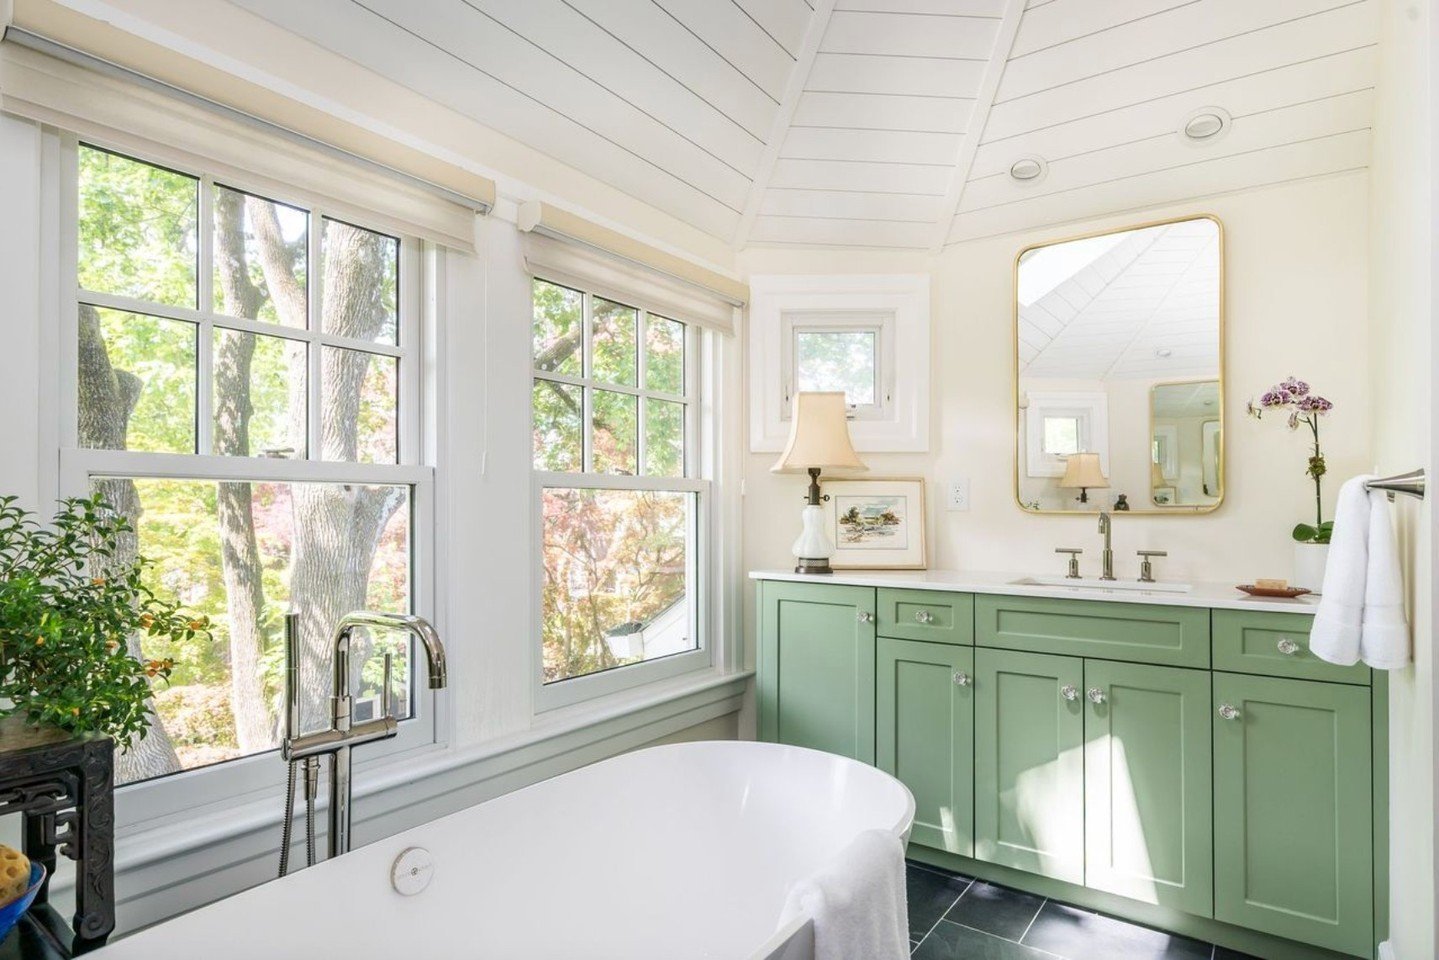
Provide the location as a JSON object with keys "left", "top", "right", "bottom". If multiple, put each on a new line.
{"left": 70, "top": 144, "right": 425, "bottom": 785}
{"left": 531, "top": 279, "right": 703, "bottom": 690}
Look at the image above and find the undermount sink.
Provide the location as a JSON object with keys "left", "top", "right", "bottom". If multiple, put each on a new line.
{"left": 1011, "top": 575, "right": 1194, "bottom": 594}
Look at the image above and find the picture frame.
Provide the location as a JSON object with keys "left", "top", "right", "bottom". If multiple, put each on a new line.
{"left": 820, "top": 477, "right": 927, "bottom": 570}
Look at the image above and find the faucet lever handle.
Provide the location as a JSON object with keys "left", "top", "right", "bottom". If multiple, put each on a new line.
{"left": 1055, "top": 547, "right": 1083, "bottom": 554}
{"left": 1137, "top": 550, "right": 1168, "bottom": 557}
{"left": 1055, "top": 547, "right": 1083, "bottom": 579}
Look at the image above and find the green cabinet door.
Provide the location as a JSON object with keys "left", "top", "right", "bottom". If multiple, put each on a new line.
{"left": 1213, "top": 673, "right": 1373, "bottom": 957}
{"left": 758, "top": 580, "right": 876, "bottom": 763}
{"left": 877, "top": 638, "right": 975, "bottom": 855}
{"left": 1083, "top": 661, "right": 1213, "bottom": 917}
{"left": 974, "top": 648, "right": 1085, "bottom": 884}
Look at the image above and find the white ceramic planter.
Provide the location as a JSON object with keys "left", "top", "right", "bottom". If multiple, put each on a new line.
{"left": 1293, "top": 542, "right": 1331, "bottom": 594}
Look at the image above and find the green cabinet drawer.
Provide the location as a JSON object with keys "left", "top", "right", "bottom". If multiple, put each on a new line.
{"left": 974, "top": 647, "right": 1085, "bottom": 884}
{"left": 878, "top": 638, "right": 974, "bottom": 856}
{"left": 1212, "top": 610, "right": 1370, "bottom": 685}
{"left": 1213, "top": 673, "right": 1373, "bottom": 956}
{"left": 876, "top": 588, "right": 975, "bottom": 644}
{"left": 976, "top": 594, "right": 1210, "bottom": 668}
{"left": 758, "top": 581, "right": 876, "bottom": 764}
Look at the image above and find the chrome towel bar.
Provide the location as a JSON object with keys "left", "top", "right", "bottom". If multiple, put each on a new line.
{"left": 1366, "top": 469, "right": 1426, "bottom": 501}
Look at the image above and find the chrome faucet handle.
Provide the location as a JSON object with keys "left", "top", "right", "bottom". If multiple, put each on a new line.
{"left": 382, "top": 652, "right": 394, "bottom": 717}
{"left": 1055, "top": 547, "right": 1083, "bottom": 579}
{"left": 1136, "top": 549, "right": 1168, "bottom": 583}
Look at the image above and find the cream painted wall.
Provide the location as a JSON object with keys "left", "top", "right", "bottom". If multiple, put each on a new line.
{"left": 1368, "top": 3, "right": 1435, "bottom": 959}
{"left": 742, "top": 174, "right": 1373, "bottom": 660}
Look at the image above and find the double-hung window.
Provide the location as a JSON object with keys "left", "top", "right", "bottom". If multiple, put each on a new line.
{"left": 60, "top": 139, "right": 435, "bottom": 797}
{"left": 531, "top": 278, "right": 709, "bottom": 707}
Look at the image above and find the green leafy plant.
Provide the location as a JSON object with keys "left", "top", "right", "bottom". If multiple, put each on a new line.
{"left": 0, "top": 494, "right": 209, "bottom": 746}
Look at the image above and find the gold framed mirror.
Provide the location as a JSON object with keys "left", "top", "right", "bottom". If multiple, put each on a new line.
{"left": 1014, "top": 215, "right": 1224, "bottom": 514}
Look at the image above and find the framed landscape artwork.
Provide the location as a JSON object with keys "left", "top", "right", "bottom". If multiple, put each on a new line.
{"left": 820, "top": 477, "right": 927, "bottom": 570}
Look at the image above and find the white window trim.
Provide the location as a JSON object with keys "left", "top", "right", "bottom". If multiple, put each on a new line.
{"left": 529, "top": 278, "right": 721, "bottom": 712}
{"left": 781, "top": 310, "right": 894, "bottom": 422}
{"left": 46, "top": 128, "right": 443, "bottom": 828}
{"left": 1023, "top": 390, "right": 1111, "bottom": 478}
{"left": 749, "top": 274, "right": 930, "bottom": 453}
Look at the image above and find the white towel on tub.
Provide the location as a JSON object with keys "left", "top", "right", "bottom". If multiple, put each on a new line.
{"left": 1310, "top": 474, "right": 1411, "bottom": 669}
{"left": 778, "top": 830, "right": 908, "bottom": 960}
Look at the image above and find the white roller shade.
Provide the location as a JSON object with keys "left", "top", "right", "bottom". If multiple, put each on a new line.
{"left": 0, "top": 38, "right": 487, "bottom": 252}
{"left": 518, "top": 201, "right": 745, "bottom": 335}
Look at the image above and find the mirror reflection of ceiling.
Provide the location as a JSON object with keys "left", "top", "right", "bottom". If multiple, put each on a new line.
{"left": 1151, "top": 380, "right": 1220, "bottom": 420}
{"left": 1018, "top": 220, "right": 1220, "bottom": 382}
{"left": 197, "top": 0, "right": 1377, "bottom": 250}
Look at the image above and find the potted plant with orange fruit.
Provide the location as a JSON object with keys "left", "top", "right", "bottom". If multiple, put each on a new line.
{"left": 0, "top": 495, "right": 208, "bottom": 930}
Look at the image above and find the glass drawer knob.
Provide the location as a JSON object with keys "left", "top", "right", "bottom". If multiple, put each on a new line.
{"left": 1218, "top": 703, "right": 1241, "bottom": 721}
{"left": 1060, "top": 684, "right": 1079, "bottom": 702}
{"left": 952, "top": 671, "right": 970, "bottom": 687}
{"left": 856, "top": 611, "right": 874, "bottom": 623}
{"left": 1276, "top": 638, "right": 1300, "bottom": 655}
{"left": 914, "top": 610, "right": 934, "bottom": 624}
{"left": 1086, "top": 687, "right": 1106, "bottom": 705}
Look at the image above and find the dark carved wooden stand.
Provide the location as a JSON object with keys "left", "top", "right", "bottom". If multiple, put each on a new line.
{"left": 0, "top": 718, "right": 114, "bottom": 959}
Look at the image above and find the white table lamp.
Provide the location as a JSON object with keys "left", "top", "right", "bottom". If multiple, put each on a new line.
{"left": 771, "top": 392, "right": 866, "bottom": 574}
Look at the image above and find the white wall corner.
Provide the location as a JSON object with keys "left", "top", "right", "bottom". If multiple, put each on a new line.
{"left": 1377, "top": 939, "right": 1397, "bottom": 960}
{"left": 0, "top": 0, "right": 13, "bottom": 41}
{"left": 748, "top": 274, "right": 931, "bottom": 454}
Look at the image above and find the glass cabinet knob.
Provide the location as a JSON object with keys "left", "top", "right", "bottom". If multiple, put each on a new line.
{"left": 1218, "top": 703, "right": 1241, "bottom": 721}
{"left": 1086, "top": 687, "right": 1106, "bottom": 704}
{"left": 952, "top": 671, "right": 970, "bottom": 687}
{"left": 914, "top": 610, "right": 934, "bottom": 624}
{"left": 856, "top": 611, "right": 874, "bottom": 623}
{"left": 1060, "top": 684, "right": 1079, "bottom": 702}
{"left": 1276, "top": 638, "right": 1300, "bottom": 656}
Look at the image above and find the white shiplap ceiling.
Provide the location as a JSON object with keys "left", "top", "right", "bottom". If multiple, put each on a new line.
{"left": 226, "top": 0, "right": 1378, "bottom": 251}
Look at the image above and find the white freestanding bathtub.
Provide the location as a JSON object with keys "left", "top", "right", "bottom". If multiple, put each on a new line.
{"left": 95, "top": 741, "right": 915, "bottom": 960}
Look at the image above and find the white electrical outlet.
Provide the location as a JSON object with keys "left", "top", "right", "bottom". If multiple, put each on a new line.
{"left": 947, "top": 479, "right": 970, "bottom": 512}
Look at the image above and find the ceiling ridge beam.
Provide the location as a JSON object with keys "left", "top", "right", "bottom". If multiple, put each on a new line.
{"left": 927, "top": 0, "right": 1026, "bottom": 253}
{"left": 731, "top": 0, "right": 836, "bottom": 250}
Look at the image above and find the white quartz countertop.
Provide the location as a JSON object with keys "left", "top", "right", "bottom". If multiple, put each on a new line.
{"left": 748, "top": 568, "right": 1322, "bottom": 616}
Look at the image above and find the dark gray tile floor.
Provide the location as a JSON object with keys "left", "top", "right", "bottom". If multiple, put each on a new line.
{"left": 905, "top": 861, "right": 1259, "bottom": 960}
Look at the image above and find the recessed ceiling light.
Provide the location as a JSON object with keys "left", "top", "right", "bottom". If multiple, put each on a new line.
{"left": 1181, "top": 107, "right": 1230, "bottom": 142}
{"left": 1009, "top": 157, "right": 1047, "bottom": 182}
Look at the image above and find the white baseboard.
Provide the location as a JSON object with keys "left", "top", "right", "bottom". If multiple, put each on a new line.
{"left": 1378, "top": 939, "right": 1397, "bottom": 960}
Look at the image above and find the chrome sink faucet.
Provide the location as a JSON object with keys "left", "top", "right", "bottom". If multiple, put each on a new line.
{"left": 1097, "top": 512, "right": 1116, "bottom": 581}
{"left": 283, "top": 610, "right": 448, "bottom": 860}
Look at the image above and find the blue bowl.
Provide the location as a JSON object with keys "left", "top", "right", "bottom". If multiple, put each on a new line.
{"left": 0, "top": 863, "right": 46, "bottom": 942}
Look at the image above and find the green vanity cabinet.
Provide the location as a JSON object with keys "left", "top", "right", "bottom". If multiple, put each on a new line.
{"left": 877, "top": 638, "right": 974, "bottom": 855}
{"left": 1213, "top": 672, "right": 1374, "bottom": 957}
{"left": 755, "top": 576, "right": 1385, "bottom": 960}
{"left": 974, "top": 648, "right": 1086, "bottom": 884}
{"left": 1083, "top": 660, "right": 1213, "bottom": 917}
{"left": 758, "top": 580, "right": 876, "bottom": 763}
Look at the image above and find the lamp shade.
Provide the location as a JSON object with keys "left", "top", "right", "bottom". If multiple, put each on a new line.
{"left": 772, "top": 392, "right": 867, "bottom": 473}
{"left": 1059, "top": 452, "right": 1109, "bottom": 489}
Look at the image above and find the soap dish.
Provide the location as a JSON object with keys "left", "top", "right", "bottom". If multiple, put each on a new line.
{"left": 1236, "top": 584, "right": 1312, "bottom": 599}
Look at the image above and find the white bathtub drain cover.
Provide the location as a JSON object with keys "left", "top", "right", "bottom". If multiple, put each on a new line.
{"left": 390, "top": 847, "right": 435, "bottom": 896}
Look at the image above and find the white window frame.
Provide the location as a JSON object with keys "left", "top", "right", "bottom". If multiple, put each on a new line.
{"left": 49, "top": 130, "right": 442, "bottom": 827}
{"left": 781, "top": 310, "right": 894, "bottom": 421}
{"left": 749, "top": 274, "right": 930, "bottom": 453}
{"left": 1023, "top": 390, "right": 1110, "bottom": 478}
{"left": 529, "top": 278, "right": 714, "bottom": 712}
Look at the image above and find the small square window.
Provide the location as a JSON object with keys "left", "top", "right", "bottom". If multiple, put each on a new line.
{"left": 1042, "top": 416, "right": 1081, "bottom": 457}
{"left": 795, "top": 330, "right": 877, "bottom": 406}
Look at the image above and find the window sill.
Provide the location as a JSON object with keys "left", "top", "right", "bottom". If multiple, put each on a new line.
{"left": 98, "top": 667, "right": 753, "bottom": 879}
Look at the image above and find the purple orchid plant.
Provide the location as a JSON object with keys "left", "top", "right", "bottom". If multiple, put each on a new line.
{"left": 1247, "top": 376, "right": 1335, "bottom": 544}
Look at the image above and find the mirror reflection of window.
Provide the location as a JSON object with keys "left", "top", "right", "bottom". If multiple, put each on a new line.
{"left": 1015, "top": 216, "right": 1223, "bottom": 513}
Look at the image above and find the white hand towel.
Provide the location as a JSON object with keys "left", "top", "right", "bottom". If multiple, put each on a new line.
{"left": 1310, "top": 475, "right": 1411, "bottom": 669}
{"left": 778, "top": 830, "right": 908, "bottom": 960}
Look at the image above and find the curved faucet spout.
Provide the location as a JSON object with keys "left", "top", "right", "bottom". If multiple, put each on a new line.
{"left": 332, "top": 610, "right": 448, "bottom": 693}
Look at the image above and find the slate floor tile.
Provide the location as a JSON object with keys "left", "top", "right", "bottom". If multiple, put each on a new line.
{"left": 905, "top": 862, "right": 972, "bottom": 941}
{"left": 913, "top": 920, "right": 1057, "bottom": 959}
{"left": 943, "top": 880, "right": 1046, "bottom": 941}
{"left": 1022, "top": 901, "right": 1213, "bottom": 960}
